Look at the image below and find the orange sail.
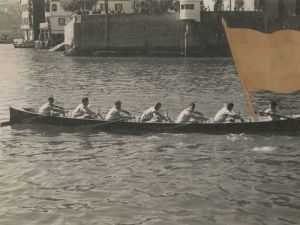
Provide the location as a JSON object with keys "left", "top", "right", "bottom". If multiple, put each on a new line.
{"left": 223, "top": 18, "right": 300, "bottom": 94}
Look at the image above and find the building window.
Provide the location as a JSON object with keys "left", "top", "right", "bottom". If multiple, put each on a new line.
{"left": 181, "top": 4, "right": 194, "bottom": 10}
{"left": 58, "top": 18, "right": 65, "bottom": 25}
{"left": 52, "top": 4, "right": 57, "bottom": 12}
{"left": 100, "top": 4, "right": 106, "bottom": 11}
{"left": 23, "top": 18, "right": 29, "bottom": 25}
{"left": 115, "top": 4, "right": 122, "bottom": 12}
{"left": 22, "top": 4, "right": 28, "bottom": 12}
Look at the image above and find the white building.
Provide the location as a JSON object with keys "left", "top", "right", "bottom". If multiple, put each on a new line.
{"left": 39, "top": 0, "right": 72, "bottom": 48}
{"left": 180, "top": 0, "right": 201, "bottom": 22}
{"left": 20, "top": 0, "right": 45, "bottom": 41}
{"left": 20, "top": 0, "right": 34, "bottom": 40}
{"left": 45, "top": 0, "right": 72, "bottom": 33}
{"left": 93, "top": 0, "right": 133, "bottom": 14}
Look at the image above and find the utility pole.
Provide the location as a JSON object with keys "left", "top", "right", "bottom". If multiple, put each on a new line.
{"left": 105, "top": 0, "right": 108, "bottom": 43}
{"left": 185, "top": 24, "right": 188, "bottom": 57}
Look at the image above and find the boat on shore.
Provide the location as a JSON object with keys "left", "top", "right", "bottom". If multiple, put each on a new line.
{"left": 4, "top": 107, "right": 300, "bottom": 134}
{"left": 13, "top": 39, "right": 34, "bottom": 48}
{"left": 0, "top": 39, "right": 13, "bottom": 44}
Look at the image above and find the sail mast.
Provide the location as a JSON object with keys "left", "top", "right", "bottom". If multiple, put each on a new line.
{"left": 240, "top": 82, "right": 258, "bottom": 122}
{"left": 222, "top": 18, "right": 258, "bottom": 121}
{"left": 231, "top": 48, "right": 258, "bottom": 121}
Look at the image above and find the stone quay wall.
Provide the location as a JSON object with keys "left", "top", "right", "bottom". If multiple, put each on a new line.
{"left": 64, "top": 11, "right": 270, "bottom": 57}
{"left": 65, "top": 13, "right": 185, "bottom": 56}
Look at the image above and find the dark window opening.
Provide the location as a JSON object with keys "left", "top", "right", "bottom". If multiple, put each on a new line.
{"left": 45, "top": 1, "right": 50, "bottom": 12}
{"left": 58, "top": 18, "right": 65, "bottom": 25}
{"left": 52, "top": 4, "right": 57, "bottom": 12}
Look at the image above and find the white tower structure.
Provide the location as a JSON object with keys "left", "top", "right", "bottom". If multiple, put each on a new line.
{"left": 180, "top": 0, "right": 201, "bottom": 22}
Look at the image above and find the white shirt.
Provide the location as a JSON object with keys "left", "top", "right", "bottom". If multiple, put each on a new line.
{"left": 71, "top": 103, "right": 90, "bottom": 118}
{"left": 213, "top": 107, "right": 235, "bottom": 123}
{"left": 38, "top": 102, "right": 53, "bottom": 115}
{"left": 265, "top": 108, "right": 280, "bottom": 121}
{"left": 105, "top": 107, "right": 122, "bottom": 121}
{"left": 140, "top": 107, "right": 157, "bottom": 122}
{"left": 176, "top": 108, "right": 194, "bottom": 124}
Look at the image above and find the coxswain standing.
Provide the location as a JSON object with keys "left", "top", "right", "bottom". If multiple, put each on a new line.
{"left": 140, "top": 102, "right": 169, "bottom": 122}
{"left": 38, "top": 96, "right": 68, "bottom": 116}
{"left": 176, "top": 102, "right": 208, "bottom": 124}
{"left": 105, "top": 100, "right": 134, "bottom": 121}
{"left": 71, "top": 97, "right": 100, "bottom": 119}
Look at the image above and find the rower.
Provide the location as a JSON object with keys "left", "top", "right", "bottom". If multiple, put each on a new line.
{"left": 71, "top": 97, "right": 99, "bottom": 119}
{"left": 38, "top": 96, "right": 68, "bottom": 116}
{"left": 176, "top": 102, "right": 208, "bottom": 124}
{"left": 213, "top": 103, "right": 244, "bottom": 123}
{"left": 140, "top": 102, "right": 168, "bottom": 122}
{"left": 105, "top": 100, "right": 134, "bottom": 121}
{"left": 263, "top": 100, "right": 280, "bottom": 121}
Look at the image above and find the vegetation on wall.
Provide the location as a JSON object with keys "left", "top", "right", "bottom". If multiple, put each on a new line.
{"left": 60, "top": 0, "right": 99, "bottom": 12}
{"left": 137, "top": 0, "right": 178, "bottom": 13}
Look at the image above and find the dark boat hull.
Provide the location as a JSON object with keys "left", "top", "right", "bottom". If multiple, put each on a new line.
{"left": 8, "top": 107, "right": 300, "bottom": 134}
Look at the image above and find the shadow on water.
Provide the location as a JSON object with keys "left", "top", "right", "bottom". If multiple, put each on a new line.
{"left": 9, "top": 123, "right": 147, "bottom": 137}
{"left": 9, "top": 123, "right": 300, "bottom": 137}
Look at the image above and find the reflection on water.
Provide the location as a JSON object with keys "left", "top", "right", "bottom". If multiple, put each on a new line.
{"left": 0, "top": 45, "right": 300, "bottom": 225}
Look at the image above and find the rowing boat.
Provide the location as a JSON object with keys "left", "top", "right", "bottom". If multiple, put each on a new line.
{"left": 5, "top": 107, "right": 300, "bottom": 134}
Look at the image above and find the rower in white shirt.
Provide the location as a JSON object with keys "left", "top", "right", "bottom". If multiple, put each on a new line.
{"left": 264, "top": 101, "right": 281, "bottom": 121}
{"left": 140, "top": 102, "right": 169, "bottom": 122}
{"left": 71, "top": 97, "right": 100, "bottom": 119}
{"left": 213, "top": 103, "right": 244, "bottom": 123}
{"left": 176, "top": 102, "right": 208, "bottom": 124}
{"left": 38, "top": 96, "right": 68, "bottom": 116}
{"left": 105, "top": 100, "right": 134, "bottom": 121}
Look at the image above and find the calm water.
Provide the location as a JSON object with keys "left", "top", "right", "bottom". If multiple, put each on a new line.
{"left": 0, "top": 45, "right": 300, "bottom": 225}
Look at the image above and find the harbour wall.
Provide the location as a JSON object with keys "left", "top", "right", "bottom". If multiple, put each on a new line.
{"left": 65, "top": 13, "right": 185, "bottom": 56}
{"left": 65, "top": 11, "right": 295, "bottom": 57}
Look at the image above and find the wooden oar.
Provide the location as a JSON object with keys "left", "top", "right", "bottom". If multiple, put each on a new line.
{"left": 164, "top": 110, "right": 174, "bottom": 123}
{"left": 84, "top": 116, "right": 134, "bottom": 129}
{"left": 97, "top": 109, "right": 105, "bottom": 120}
{"left": 256, "top": 111, "right": 299, "bottom": 120}
{"left": 162, "top": 120, "right": 199, "bottom": 131}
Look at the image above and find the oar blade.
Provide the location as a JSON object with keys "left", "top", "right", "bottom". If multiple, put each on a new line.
{"left": 1, "top": 121, "right": 11, "bottom": 127}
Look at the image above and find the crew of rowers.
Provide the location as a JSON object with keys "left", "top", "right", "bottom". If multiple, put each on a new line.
{"left": 38, "top": 96, "right": 280, "bottom": 124}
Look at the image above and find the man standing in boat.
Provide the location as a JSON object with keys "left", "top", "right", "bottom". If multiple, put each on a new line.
{"left": 262, "top": 101, "right": 281, "bottom": 121}
{"left": 176, "top": 102, "right": 209, "bottom": 124}
{"left": 38, "top": 96, "right": 68, "bottom": 116}
{"left": 213, "top": 103, "right": 244, "bottom": 123}
{"left": 105, "top": 100, "right": 134, "bottom": 121}
{"left": 71, "top": 97, "right": 99, "bottom": 119}
{"left": 140, "top": 102, "right": 169, "bottom": 122}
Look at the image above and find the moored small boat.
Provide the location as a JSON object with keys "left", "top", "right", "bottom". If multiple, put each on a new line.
{"left": 5, "top": 107, "right": 300, "bottom": 134}
{"left": 13, "top": 39, "right": 34, "bottom": 48}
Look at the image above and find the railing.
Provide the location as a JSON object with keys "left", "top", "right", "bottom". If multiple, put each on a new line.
{"left": 21, "top": 24, "right": 31, "bottom": 30}
{"left": 40, "top": 22, "right": 50, "bottom": 29}
{"left": 201, "top": 11, "right": 264, "bottom": 24}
